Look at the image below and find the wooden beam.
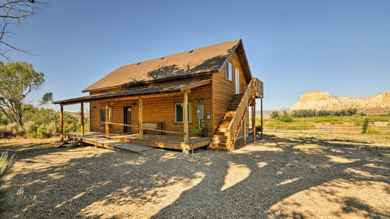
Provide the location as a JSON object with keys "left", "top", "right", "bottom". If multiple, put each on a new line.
{"left": 260, "top": 97, "right": 263, "bottom": 138}
{"left": 252, "top": 100, "right": 256, "bottom": 143}
{"left": 81, "top": 102, "right": 85, "bottom": 136}
{"left": 182, "top": 91, "right": 190, "bottom": 153}
{"left": 180, "top": 79, "right": 211, "bottom": 91}
{"left": 60, "top": 104, "right": 64, "bottom": 142}
{"left": 243, "top": 107, "right": 248, "bottom": 145}
{"left": 138, "top": 98, "right": 143, "bottom": 139}
{"left": 105, "top": 104, "right": 110, "bottom": 137}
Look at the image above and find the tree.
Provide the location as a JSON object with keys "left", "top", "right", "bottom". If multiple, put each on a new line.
{"left": 40, "top": 91, "right": 52, "bottom": 105}
{"left": 0, "top": 0, "right": 38, "bottom": 59}
{"left": 0, "top": 61, "right": 44, "bottom": 129}
{"left": 270, "top": 111, "right": 279, "bottom": 119}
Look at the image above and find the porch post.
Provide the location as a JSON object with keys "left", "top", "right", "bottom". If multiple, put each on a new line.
{"left": 252, "top": 99, "right": 256, "bottom": 143}
{"left": 243, "top": 109, "right": 247, "bottom": 145}
{"left": 260, "top": 97, "right": 263, "bottom": 138}
{"left": 60, "top": 104, "right": 64, "bottom": 142}
{"left": 138, "top": 98, "right": 143, "bottom": 139}
{"left": 182, "top": 90, "right": 190, "bottom": 153}
{"left": 80, "top": 102, "right": 85, "bottom": 136}
{"left": 105, "top": 104, "right": 110, "bottom": 137}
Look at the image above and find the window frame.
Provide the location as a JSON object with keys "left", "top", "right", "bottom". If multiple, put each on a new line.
{"left": 225, "top": 61, "right": 234, "bottom": 81}
{"left": 196, "top": 102, "right": 205, "bottom": 128}
{"left": 175, "top": 102, "right": 192, "bottom": 123}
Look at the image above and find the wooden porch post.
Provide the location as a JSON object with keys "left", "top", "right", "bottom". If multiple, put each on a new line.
{"left": 182, "top": 90, "right": 190, "bottom": 153}
{"left": 138, "top": 98, "right": 143, "bottom": 139}
{"left": 252, "top": 100, "right": 256, "bottom": 143}
{"left": 105, "top": 104, "right": 110, "bottom": 137}
{"left": 243, "top": 109, "right": 247, "bottom": 145}
{"left": 60, "top": 104, "right": 64, "bottom": 142}
{"left": 260, "top": 97, "right": 263, "bottom": 138}
{"left": 80, "top": 102, "right": 85, "bottom": 136}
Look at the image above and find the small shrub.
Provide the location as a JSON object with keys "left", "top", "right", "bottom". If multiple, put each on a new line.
{"left": 271, "top": 111, "right": 279, "bottom": 119}
{"left": 0, "top": 152, "right": 14, "bottom": 176}
{"left": 6, "top": 123, "right": 19, "bottom": 135}
{"left": 46, "top": 122, "right": 57, "bottom": 137}
{"left": 24, "top": 121, "right": 37, "bottom": 138}
{"left": 278, "top": 111, "right": 293, "bottom": 122}
{"left": 361, "top": 118, "right": 369, "bottom": 134}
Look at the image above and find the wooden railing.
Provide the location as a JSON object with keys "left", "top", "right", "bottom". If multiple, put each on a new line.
{"left": 101, "top": 121, "right": 183, "bottom": 135}
{"left": 226, "top": 78, "right": 262, "bottom": 149}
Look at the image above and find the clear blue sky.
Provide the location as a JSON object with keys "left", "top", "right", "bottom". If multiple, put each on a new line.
{"left": 8, "top": 0, "right": 390, "bottom": 111}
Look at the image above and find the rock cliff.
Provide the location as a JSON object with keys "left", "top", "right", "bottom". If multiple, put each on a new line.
{"left": 290, "top": 91, "right": 390, "bottom": 114}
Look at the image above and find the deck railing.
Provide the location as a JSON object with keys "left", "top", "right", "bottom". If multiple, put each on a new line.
{"left": 101, "top": 121, "right": 183, "bottom": 135}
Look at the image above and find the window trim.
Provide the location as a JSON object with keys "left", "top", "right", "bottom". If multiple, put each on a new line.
{"left": 225, "top": 61, "right": 233, "bottom": 81}
{"left": 175, "top": 102, "right": 192, "bottom": 123}
{"left": 235, "top": 67, "right": 240, "bottom": 94}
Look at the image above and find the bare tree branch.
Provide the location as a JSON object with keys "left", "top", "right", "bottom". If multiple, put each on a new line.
{"left": 0, "top": 0, "right": 39, "bottom": 59}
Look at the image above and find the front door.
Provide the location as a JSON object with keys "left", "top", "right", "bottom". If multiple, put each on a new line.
{"left": 235, "top": 68, "right": 240, "bottom": 94}
{"left": 123, "top": 106, "right": 132, "bottom": 133}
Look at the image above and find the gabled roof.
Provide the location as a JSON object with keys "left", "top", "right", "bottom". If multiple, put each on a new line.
{"left": 84, "top": 39, "right": 251, "bottom": 92}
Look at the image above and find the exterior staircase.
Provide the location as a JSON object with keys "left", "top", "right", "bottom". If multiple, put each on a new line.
{"left": 211, "top": 78, "right": 263, "bottom": 151}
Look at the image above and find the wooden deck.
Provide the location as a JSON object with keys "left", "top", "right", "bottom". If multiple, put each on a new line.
{"left": 68, "top": 132, "right": 210, "bottom": 152}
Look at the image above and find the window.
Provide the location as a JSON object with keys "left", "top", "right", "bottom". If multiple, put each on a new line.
{"left": 196, "top": 103, "right": 205, "bottom": 128}
{"left": 175, "top": 103, "right": 192, "bottom": 123}
{"left": 235, "top": 68, "right": 240, "bottom": 94}
{"left": 225, "top": 61, "right": 233, "bottom": 81}
{"left": 99, "top": 108, "right": 106, "bottom": 123}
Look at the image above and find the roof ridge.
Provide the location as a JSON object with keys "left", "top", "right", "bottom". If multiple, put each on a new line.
{"left": 121, "top": 39, "right": 240, "bottom": 67}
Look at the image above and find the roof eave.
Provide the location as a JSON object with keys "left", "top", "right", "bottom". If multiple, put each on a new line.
{"left": 83, "top": 69, "right": 216, "bottom": 93}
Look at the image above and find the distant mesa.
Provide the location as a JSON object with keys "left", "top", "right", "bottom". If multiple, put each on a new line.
{"left": 290, "top": 91, "right": 390, "bottom": 114}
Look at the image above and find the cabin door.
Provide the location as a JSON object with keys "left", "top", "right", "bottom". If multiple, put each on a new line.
{"left": 123, "top": 106, "right": 132, "bottom": 133}
{"left": 235, "top": 68, "right": 240, "bottom": 94}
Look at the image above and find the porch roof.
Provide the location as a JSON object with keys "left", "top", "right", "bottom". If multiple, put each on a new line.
{"left": 54, "top": 79, "right": 210, "bottom": 105}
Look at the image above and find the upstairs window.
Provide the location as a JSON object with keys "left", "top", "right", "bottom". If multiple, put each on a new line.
{"left": 225, "top": 62, "right": 233, "bottom": 81}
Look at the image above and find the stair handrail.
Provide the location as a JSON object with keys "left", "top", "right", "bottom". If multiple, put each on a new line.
{"left": 227, "top": 78, "right": 260, "bottom": 146}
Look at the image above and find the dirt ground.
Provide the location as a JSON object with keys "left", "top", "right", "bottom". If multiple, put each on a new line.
{"left": 0, "top": 135, "right": 389, "bottom": 218}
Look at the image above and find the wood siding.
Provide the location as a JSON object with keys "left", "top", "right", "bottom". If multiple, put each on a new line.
{"left": 90, "top": 84, "right": 212, "bottom": 136}
{"left": 211, "top": 52, "right": 249, "bottom": 131}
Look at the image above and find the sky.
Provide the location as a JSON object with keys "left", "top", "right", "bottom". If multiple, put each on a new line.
{"left": 7, "top": 0, "right": 390, "bottom": 111}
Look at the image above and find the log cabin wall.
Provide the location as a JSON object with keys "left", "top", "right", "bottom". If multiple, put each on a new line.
{"left": 89, "top": 84, "right": 212, "bottom": 136}
{"left": 211, "top": 52, "right": 250, "bottom": 131}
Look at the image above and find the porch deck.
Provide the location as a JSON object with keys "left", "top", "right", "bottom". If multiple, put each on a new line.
{"left": 68, "top": 132, "right": 210, "bottom": 152}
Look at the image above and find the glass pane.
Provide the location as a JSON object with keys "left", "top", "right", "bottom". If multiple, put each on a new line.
{"left": 176, "top": 104, "right": 183, "bottom": 122}
{"left": 197, "top": 104, "right": 204, "bottom": 119}
{"left": 99, "top": 109, "right": 106, "bottom": 122}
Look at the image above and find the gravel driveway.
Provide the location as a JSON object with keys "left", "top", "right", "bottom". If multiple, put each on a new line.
{"left": 1, "top": 135, "right": 390, "bottom": 218}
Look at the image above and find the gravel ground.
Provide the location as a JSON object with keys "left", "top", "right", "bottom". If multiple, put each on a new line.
{"left": 1, "top": 134, "right": 390, "bottom": 218}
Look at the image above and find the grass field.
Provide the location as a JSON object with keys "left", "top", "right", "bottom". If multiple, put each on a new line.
{"left": 262, "top": 115, "right": 390, "bottom": 144}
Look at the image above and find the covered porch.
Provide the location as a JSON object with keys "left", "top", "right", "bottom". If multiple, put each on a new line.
{"left": 54, "top": 79, "right": 212, "bottom": 153}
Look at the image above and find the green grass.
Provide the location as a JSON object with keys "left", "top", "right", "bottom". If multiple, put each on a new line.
{"left": 260, "top": 115, "right": 390, "bottom": 131}
{"left": 258, "top": 114, "right": 390, "bottom": 144}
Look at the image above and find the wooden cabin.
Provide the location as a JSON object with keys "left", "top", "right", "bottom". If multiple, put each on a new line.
{"left": 54, "top": 39, "right": 264, "bottom": 152}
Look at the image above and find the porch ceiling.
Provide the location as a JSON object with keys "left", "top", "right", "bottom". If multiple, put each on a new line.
{"left": 54, "top": 79, "right": 210, "bottom": 105}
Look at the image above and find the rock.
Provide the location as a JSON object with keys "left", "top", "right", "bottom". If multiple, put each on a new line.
{"left": 290, "top": 91, "right": 390, "bottom": 113}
